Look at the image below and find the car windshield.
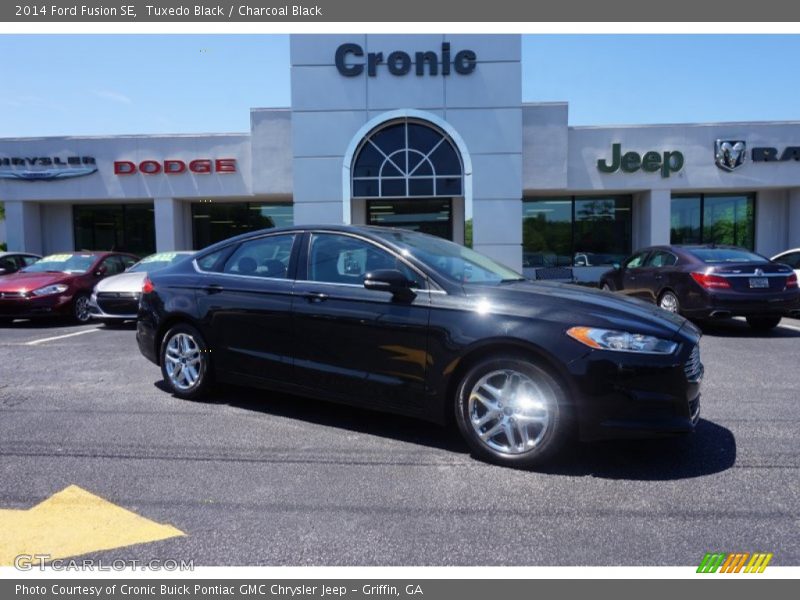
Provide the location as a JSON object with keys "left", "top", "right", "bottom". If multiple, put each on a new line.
{"left": 372, "top": 229, "right": 523, "bottom": 284}
{"left": 689, "top": 248, "right": 766, "bottom": 263}
{"left": 21, "top": 253, "right": 96, "bottom": 274}
{"left": 128, "top": 252, "right": 189, "bottom": 273}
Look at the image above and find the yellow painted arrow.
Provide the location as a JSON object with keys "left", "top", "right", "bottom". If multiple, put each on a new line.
{"left": 0, "top": 485, "right": 185, "bottom": 565}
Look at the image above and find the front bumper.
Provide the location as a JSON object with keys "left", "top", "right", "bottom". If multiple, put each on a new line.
{"left": 570, "top": 343, "right": 702, "bottom": 441}
{"left": 89, "top": 292, "right": 140, "bottom": 321}
{"left": 0, "top": 294, "right": 73, "bottom": 319}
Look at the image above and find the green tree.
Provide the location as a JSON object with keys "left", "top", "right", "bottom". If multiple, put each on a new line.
{"left": 0, "top": 202, "right": 5, "bottom": 221}
{"left": 464, "top": 218, "right": 473, "bottom": 248}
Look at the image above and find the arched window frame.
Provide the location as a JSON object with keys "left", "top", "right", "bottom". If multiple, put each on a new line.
{"left": 351, "top": 118, "right": 464, "bottom": 199}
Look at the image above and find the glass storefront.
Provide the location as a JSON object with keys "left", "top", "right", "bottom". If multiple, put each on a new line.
{"left": 670, "top": 194, "right": 755, "bottom": 250}
{"left": 191, "top": 202, "right": 293, "bottom": 249}
{"left": 366, "top": 198, "right": 453, "bottom": 240}
{"left": 522, "top": 196, "right": 632, "bottom": 268}
{"left": 73, "top": 204, "right": 155, "bottom": 257}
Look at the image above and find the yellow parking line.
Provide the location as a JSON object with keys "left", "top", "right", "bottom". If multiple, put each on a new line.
{"left": 0, "top": 485, "right": 184, "bottom": 565}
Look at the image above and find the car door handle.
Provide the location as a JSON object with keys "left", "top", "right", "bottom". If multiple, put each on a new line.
{"left": 304, "top": 292, "right": 329, "bottom": 303}
{"left": 202, "top": 284, "right": 224, "bottom": 294}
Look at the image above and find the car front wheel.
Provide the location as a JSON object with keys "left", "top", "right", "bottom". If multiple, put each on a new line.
{"left": 745, "top": 315, "right": 782, "bottom": 331}
{"left": 658, "top": 290, "right": 680, "bottom": 314}
{"left": 160, "top": 324, "right": 212, "bottom": 400}
{"left": 72, "top": 294, "right": 92, "bottom": 323}
{"left": 454, "top": 356, "right": 571, "bottom": 469}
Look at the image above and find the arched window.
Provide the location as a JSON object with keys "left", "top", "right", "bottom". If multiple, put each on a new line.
{"left": 351, "top": 119, "right": 463, "bottom": 199}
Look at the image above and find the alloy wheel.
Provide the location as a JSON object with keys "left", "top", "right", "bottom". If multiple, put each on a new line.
{"left": 74, "top": 296, "right": 91, "bottom": 322}
{"left": 467, "top": 369, "right": 551, "bottom": 455}
{"left": 659, "top": 292, "right": 679, "bottom": 313}
{"left": 164, "top": 333, "right": 203, "bottom": 391}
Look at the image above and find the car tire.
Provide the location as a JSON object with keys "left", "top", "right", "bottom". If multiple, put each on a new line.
{"left": 160, "top": 323, "right": 212, "bottom": 400}
{"left": 454, "top": 355, "right": 572, "bottom": 469}
{"left": 72, "top": 294, "right": 92, "bottom": 323}
{"left": 745, "top": 315, "right": 782, "bottom": 331}
{"left": 658, "top": 290, "right": 681, "bottom": 314}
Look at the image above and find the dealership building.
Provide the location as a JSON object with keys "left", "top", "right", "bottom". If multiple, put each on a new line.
{"left": 2, "top": 34, "right": 800, "bottom": 276}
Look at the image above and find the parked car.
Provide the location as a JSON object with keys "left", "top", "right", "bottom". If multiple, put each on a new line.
{"left": 0, "top": 252, "right": 41, "bottom": 276}
{"left": 772, "top": 248, "right": 800, "bottom": 281}
{"left": 599, "top": 245, "right": 800, "bottom": 331}
{"left": 137, "top": 225, "right": 702, "bottom": 469}
{"left": 0, "top": 251, "right": 139, "bottom": 324}
{"left": 89, "top": 251, "right": 194, "bottom": 325}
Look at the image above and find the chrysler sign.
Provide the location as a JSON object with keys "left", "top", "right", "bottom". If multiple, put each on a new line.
{"left": 0, "top": 156, "right": 97, "bottom": 181}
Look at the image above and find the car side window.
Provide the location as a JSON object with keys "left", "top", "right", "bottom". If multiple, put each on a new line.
{"left": 778, "top": 252, "right": 800, "bottom": 268}
{"left": 624, "top": 252, "right": 647, "bottom": 269}
{"left": 646, "top": 251, "right": 678, "bottom": 268}
{"left": 100, "top": 256, "right": 124, "bottom": 275}
{"left": 120, "top": 255, "right": 138, "bottom": 270}
{"left": 0, "top": 257, "right": 15, "bottom": 271}
{"left": 196, "top": 250, "right": 225, "bottom": 272}
{"left": 307, "top": 233, "right": 424, "bottom": 288}
{"left": 223, "top": 234, "right": 295, "bottom": 279}
{"left": 23, "top": 256, "right": 39, "bottom": 266}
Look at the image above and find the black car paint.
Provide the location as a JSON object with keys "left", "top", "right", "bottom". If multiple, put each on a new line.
{"left": 600, "top": 245, "right": 800, "bottom": 319}
{"left": 137, "top": 226, "right": 701, "bottom": 441}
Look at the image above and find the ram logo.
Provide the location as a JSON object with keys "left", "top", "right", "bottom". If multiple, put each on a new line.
{"left": 715, "top": 140, "right": 747, "bottom": 172}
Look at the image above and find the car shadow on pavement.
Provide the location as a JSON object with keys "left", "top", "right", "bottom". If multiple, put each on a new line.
{"left": 157, "top": 381, "right": 736, "bottom": 479}
{"left": 697, "top": 318, "right": 800, "bottom": 339}
{"left": 541, "top": 418, "right": 736, "bottom": 480}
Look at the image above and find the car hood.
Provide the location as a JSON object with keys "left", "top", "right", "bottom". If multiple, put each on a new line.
{"left": 94, "top": 271, "right": 146, "bottom": 293}
{"left": 464, "top": 280, "right": 692, "bottom": 340}
{"left": 0, "top": 271, "right": 73, "bottom": 293}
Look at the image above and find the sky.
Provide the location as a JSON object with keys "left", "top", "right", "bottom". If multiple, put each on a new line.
{"left": 2, "top": 34, "right": 800, "bottom": 137}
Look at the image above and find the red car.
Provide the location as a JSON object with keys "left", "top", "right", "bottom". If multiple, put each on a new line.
{"left": 0, "top": 251, "right": 138, "bottom": 324}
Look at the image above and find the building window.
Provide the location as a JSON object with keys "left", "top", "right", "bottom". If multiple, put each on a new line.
{"left": 367, "top": 198, "right": 453, "bottom": 240}
{"left": 73, "top": 204, "right": 155, "bottom": 257}
{"left": 522, "top": 196, "right": 632, "bottom": 268}
{"left": 191, "top": 202, "right": 293, "bottom": 249}
{"left": 670, "top": 194, "right": 755, "bottom": 250}
{"left": 352, "top": 119, "right": 463, "bottom": 199}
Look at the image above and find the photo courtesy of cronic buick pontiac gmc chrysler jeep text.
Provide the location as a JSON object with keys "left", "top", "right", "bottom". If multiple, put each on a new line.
{"left": 136, "top": 226, "right": 703, "bottom": 468}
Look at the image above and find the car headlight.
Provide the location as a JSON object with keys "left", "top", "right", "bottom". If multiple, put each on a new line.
{"left": 31, "top": 284, "right": 69, "bottom": 297}
{"left": 567, "top": 326, "right": 678, "bottom": 354}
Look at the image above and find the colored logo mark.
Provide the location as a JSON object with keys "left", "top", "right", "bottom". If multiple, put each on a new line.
{"left": 697, "top": 552, "right": 773, "bottom": 573}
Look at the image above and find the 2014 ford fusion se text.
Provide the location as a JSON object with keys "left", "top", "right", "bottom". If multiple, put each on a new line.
{"left": 136, "top": 225, "right": 703, "bottom": 468}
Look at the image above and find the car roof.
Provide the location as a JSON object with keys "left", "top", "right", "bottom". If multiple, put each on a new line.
{"left": 0, "top": 251, "right": 41, "bottom": 258}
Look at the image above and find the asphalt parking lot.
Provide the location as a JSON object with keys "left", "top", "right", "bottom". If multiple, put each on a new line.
{"left": 1, "top": 317, "right": 799, "bottom": 566}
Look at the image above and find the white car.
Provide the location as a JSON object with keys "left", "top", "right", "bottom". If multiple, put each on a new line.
{"left": 89, "top": 251, "right": 193, "bottom": 325}
{"left": 772, "top": 248, "right": 800, "bottom": 281}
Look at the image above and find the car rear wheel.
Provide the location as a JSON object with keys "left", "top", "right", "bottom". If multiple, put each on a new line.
{"left": 454, "top": 356, "right": 571, "bottom": 469}
{"left": 72, "top": 294, "right": 92, "bottom": 323}
{"left": 160, "top": 324, "right": 212, "bottom": 400}
{"left": 658, "top": 290, "right": 680, "bottom": 314}
{"left": 745, "top": 315, "right": 782, "bottom": 331}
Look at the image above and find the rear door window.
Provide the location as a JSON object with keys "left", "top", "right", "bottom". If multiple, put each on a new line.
{"left": 223, "top": 234, "right": 296, "bottom": 279}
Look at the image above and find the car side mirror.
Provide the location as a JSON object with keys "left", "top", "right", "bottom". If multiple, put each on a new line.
{"left": 95, "top": 265, "right": 108, "bottom": 277}
{"left": 0, "top": 268, "right": 7, "bottom": 275}
{"left": 364, "top": 269, "right": 415, "bottom": 300}
{"left": 613, "top": 262, "right": 621, "bottom": 270}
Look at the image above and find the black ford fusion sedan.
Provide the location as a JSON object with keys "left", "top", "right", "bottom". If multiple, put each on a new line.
{"left": 599, "top": 245, "right": 800, "bottom": 331}
{"left": 137, "top": 225, "right": 703, "bottom": 468}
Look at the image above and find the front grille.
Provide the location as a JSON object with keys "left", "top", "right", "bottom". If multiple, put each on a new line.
{"left": 96, "top": 292, "right": 139, "bottom": 315}
{"left": 684, "top": 345, "right": 703, "bottom": 383}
